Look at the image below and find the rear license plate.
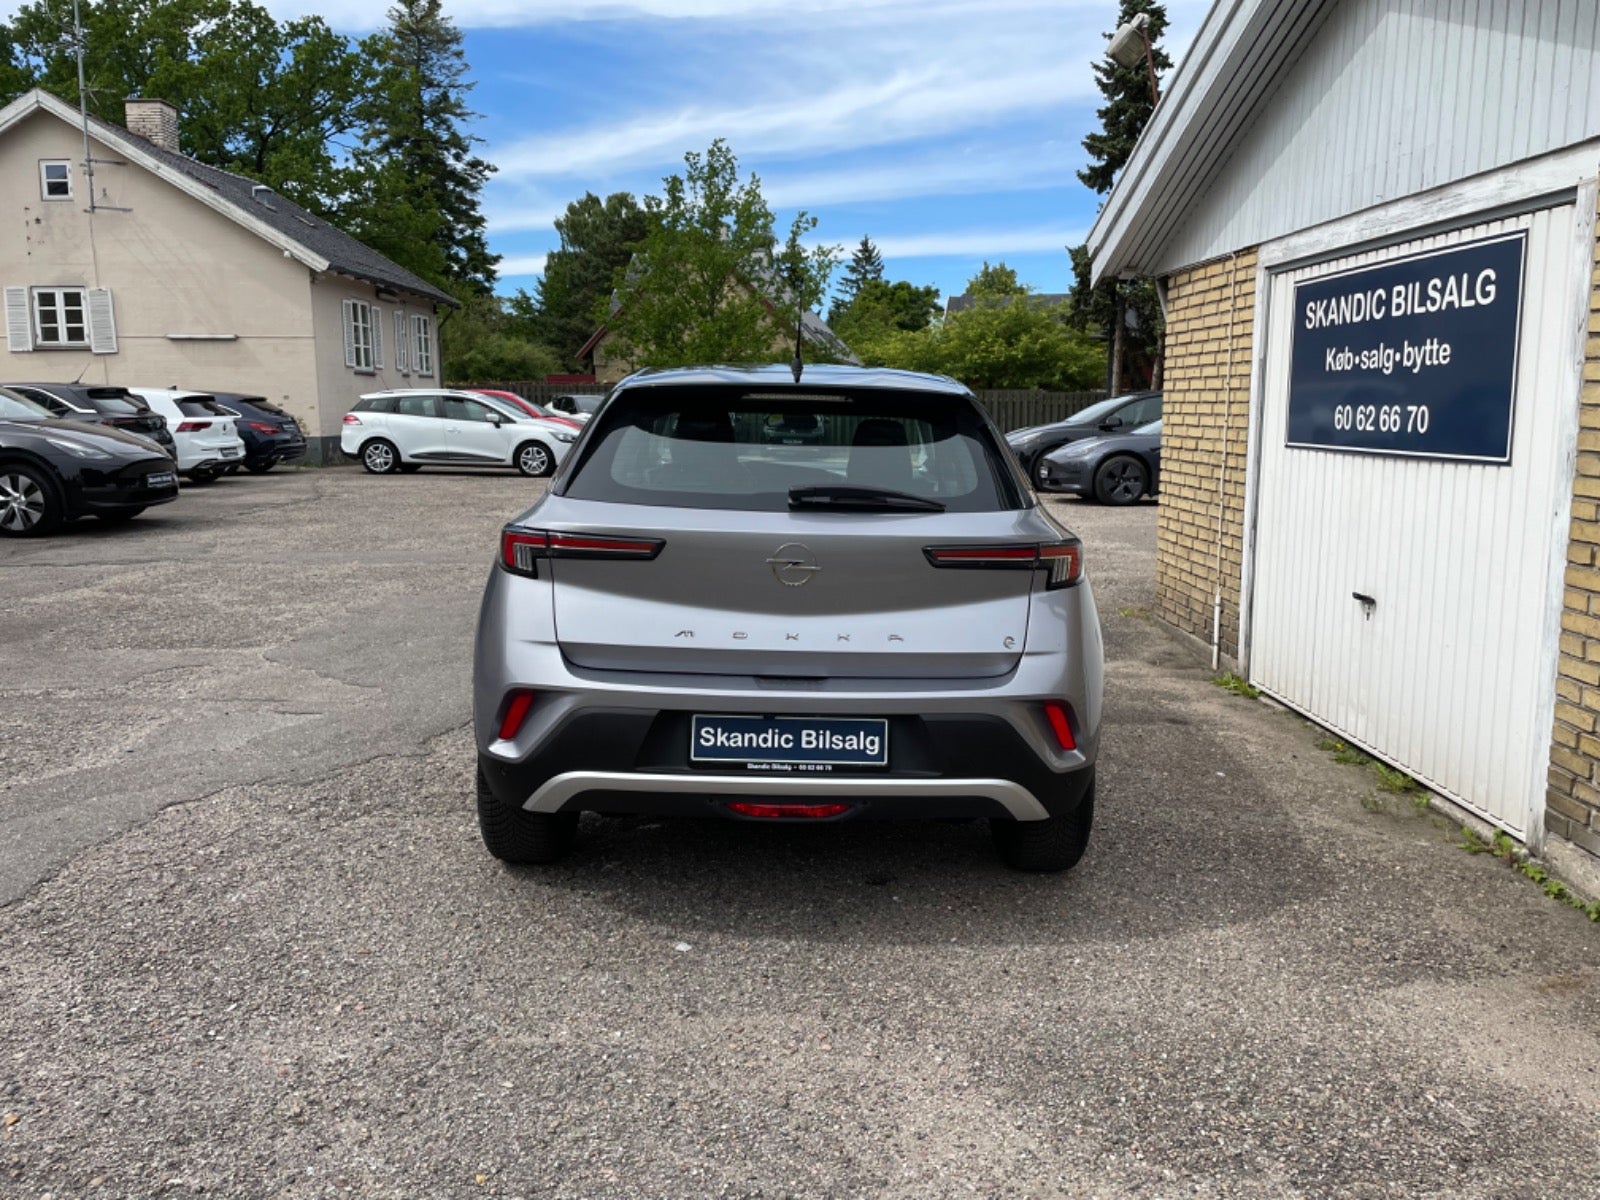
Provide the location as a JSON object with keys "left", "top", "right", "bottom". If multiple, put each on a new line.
{"left": 691, "top": 715, "right": 889, "bottom": 769}
{"left": 220, "top": 446, "right": 241, "bottom": 458}
{"left": 145, "top": 472, "right": 176, "bottom": 488}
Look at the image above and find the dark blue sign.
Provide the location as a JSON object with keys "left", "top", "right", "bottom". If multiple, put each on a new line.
{"left": 1287, "top": 232, "right": 1526, "bottom": 463}
{"left": 690, "top": 715, "right": 888, "bottom": 768}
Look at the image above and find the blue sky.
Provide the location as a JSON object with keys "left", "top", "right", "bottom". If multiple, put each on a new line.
{"left": 274, "top": 0, "right": 1209, "bottom": 308}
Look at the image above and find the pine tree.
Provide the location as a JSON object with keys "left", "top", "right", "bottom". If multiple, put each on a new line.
{"left": 1078, "top": 0, "right": 1171, "bottom": 194}
{"left": 834, "top": 236, "right": 884, "bottom": 310}
{"left": 1070, "top": 0, "right": 1171, "bottom": 390}
{"left": 357, "top": 0, "right": 498, "bottom": 293}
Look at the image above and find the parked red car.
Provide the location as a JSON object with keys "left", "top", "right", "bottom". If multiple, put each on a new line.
{"left": 469, "top": 390, "right": 582, "bottom": 432}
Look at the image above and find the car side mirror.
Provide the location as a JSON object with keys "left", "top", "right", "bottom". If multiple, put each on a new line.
{"left": 1100, "top": 416, "right": 1124, "bottom": 431}
{"left": 487, "top": 412, "right": 505, "bottom": 426}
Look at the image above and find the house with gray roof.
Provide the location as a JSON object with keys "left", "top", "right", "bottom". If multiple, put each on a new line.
{"left": 0, "top": 88, "right": 455, "bottom": 463}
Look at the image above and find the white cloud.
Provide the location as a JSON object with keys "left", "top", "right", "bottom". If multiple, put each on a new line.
{"left": 868, "top": 227, "right": 1086, "bottom": 259}
{"left": 764, "top": 146, "right": 1081, "bottom": 210}
{"left": 497, "top": 253, "right": 549, "bottom": 276}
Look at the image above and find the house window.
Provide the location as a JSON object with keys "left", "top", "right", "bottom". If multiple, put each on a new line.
{"left": 412, "top": 314, "right": 434, "bottom": 377}
{"left": 33, "top": 287, "right": 88, "bottom": 347}
{"left": 343, "top": 299, "right": 375, "bottom": 372}
{"left": 39, "top": 161, "right": 71, "bottom": 201}
{"left": 394, "top": 310, "right": 409, "bottom": 374}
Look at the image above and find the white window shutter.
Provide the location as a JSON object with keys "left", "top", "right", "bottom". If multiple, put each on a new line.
{"left": 371, "top": 306, "right": 383, "bottom": 369}
{"left": 394, "top": 311, "right": 408, "bottom": 373}
{"left": 5, "top": 287, "right": 31, "bottom": 352}
{"left": 87, "top": 288, "right": 117, "bottom": 354}
{"left": 341, "top": 299, "right": 356, "bottom": 368}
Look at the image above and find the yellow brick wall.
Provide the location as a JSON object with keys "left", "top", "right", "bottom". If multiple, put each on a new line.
{"left": 1546, "top": 192, "right": 1600, "bottom": 862}
{"left": 1155, "top": 250, "right": 1257, "bottom": 661}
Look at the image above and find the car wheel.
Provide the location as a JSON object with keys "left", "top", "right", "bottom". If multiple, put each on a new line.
{"left": 399, "top": 463, "right": 423, "bottom": 474}
{"left": 361, "top": 439, "right": 401, "bottom": 474}
{"left": 515, "top": 441, "right": 553, "bottom": 478}
{"left": 1030, "top": 452, "right": 1054, "bottom": 490}
{"left": 245, "top": 461, "right": 275, "bottom": 474}
{"left": 475, "top": 766, "right": 577, "bottom": 864}
{"left": 96, "top": 507, "right": 146, "bottom": 524}
{"left": 991, "top": 783, "right": 1094, "bottom": 872}
{"left": 0, "top": 463, "right": 62, "bottom": 537}
{"left": 1092, "top": 455, "right": 1148, "bottom": 506}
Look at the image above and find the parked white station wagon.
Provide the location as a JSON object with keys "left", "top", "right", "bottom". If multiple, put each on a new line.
{"left": 341, "top": 389, "right": 577, "bottom": 477}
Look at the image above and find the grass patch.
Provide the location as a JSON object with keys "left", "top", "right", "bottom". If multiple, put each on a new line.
{"left": 1456, "top": 827, "right": 1600, "bottom": 922}
{"left": 1116, "top": 605, "right": 1152, "bottom": 620}
{"left": 1213, "top": 672, "right": 1260, "bottom": 699}
{"left": 1374, "top": 763, "right": 1421, "bottom": 794}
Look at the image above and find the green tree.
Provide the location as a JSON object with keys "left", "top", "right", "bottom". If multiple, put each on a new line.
{"left": 357, "top": 0, "right": 497, "bottom": 293}
{"left": 442, "top": 291, "right": 562, "bottom": 382}
{"left": 606, "top": 139, "right": 840, "bottom": 369}
{"left": 858, "top": 296, "right": 1103, "bottom": 391}
{"left": 1, "top": 0, "right": 368, "bottom": 218}
{"left": 534, "top": 192, "right": 649, "bottom": 368}
{"left": 1078, "top": 0, "right": 1171, "bottom": 195}
{"left": 966, "top": 261, "right": 1027, "bottom": 299}
{"left": 1071, "top": 0, "right": 1171, "bottom": 389}
{"left": 831, "top": 235, "right": 884, "bottom": 317}
{"left": 829, "top": 278, "right": 941, "bottom": 357}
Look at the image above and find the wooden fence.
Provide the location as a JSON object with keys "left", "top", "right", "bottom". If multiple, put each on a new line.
{"left": 456, "top": 381, "right": 1106, "bottom": 434}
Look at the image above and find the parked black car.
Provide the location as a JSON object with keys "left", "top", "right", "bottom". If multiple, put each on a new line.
{"left": 206, "top": 392, "right": 307, "bottom": 472}
{"left": 0, "top": 390, "right": 179, "bottom": 536}
{"left": 547, "top": 393, "right": 603, "bottom": 418}
{"left": 1005, "top": 391, "right": 1162, "bottom": 487}
{"left": 1037, "top": 419, "right": 1162, "bottom": 505}
{"left": 3, "top": 380, "right": 177, "bottom": 460}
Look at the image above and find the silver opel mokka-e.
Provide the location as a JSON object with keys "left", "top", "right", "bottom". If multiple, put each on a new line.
{"left": 472, "top": 365, "right": 1104, "bottom": 871}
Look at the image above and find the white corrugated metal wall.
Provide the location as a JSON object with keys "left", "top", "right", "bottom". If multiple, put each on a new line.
{"left": 1160, "top": 0, "right": 1600, "bottom": 276}
{"left": 1249, "top": 203, "right": 1582, "bottom": 836}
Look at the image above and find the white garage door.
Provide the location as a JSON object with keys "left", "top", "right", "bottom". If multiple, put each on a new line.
{"left": 1250, "top": 203, "right": 1582, "bottom": 837}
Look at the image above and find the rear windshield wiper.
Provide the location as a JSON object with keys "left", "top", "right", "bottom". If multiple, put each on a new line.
{"left": 788, "top": 485, "right": 945, "bottom": 512}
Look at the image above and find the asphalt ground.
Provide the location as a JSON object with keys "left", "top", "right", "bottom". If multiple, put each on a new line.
{"left": 1, "top": 468, "right": 1597, "bottom": 1198}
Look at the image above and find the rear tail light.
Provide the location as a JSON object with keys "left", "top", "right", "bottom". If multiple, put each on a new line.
{"left": 500, "top": 527, "right": 665, "bottom": 578}
{"left": 924, "top": 540, "right": 1082, "bottom": 588}
{"left": 727, "top": 802, "right": 851, "bottom": 820}
{"left": 1042, "top": 701, "right": 1077, "bottom": 752}
{"left": 175, "top": 420, "right": 211, "bottom": 432}
{"left": 497, "top": 690, "right": 537, "bottom": 741}
{"left": 244, "top": 420, "right": 278, "bottom": 434}
{"left": 342, "top": 413, "right": 362, "bottom": 425}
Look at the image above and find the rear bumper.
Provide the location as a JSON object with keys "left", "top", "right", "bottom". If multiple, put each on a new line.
{"left": 242, "top": 433, "right": 307, "bottom": 465}
{"left": 478, "top": 707, "right": 1094, "bottom": 823}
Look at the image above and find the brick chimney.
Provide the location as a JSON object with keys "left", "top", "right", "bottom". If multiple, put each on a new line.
{"left": 123, "top": 98, "right": 180, "bottom": 153}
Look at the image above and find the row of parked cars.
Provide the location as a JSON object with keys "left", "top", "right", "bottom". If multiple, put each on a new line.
{"left": 340, "top": 389, "right": 598, "bottom": 477}
{"left": 0, "top": 381, "right": 307, "bottom": 537}
{"left": 1004, "top": 390, "right": 1163, "bottom": 505}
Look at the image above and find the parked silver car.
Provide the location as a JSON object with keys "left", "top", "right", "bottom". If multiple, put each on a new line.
{"left": 472, "top": 365, "right": 1104, "bottom": 870}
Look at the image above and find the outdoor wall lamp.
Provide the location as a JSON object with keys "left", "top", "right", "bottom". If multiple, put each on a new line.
{"left": 1108, "top": 11, "right": 1161, "bottom": 104}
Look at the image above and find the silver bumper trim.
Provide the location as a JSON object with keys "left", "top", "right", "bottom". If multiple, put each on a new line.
{"left": 523, "top": 771, "right": 1051, "bottom": 821}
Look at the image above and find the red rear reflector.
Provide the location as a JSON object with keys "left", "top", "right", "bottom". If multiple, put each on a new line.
{"left": 497, "top": 690, "right": 536, "bottom": 740}
{"left": 175, "top": 420, "right": 211, "bottom": 432}
{"left": 342, "top": 413, "right": 362, "bottom": 424}
{"left": 727, "top": 802, "right": 852, "bottom": 820}
{"left": 1043, "top": 701, "right": 1077, "bottom": 752}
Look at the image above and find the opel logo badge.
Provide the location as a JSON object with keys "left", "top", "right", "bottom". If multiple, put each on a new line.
{"left": 766, "top": 542, "right": 820, "bottom": 587}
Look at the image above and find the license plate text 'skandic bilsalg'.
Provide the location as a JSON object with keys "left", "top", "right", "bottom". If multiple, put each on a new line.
{"left": 690, "top": 715, "right": 889, "bottom": 771}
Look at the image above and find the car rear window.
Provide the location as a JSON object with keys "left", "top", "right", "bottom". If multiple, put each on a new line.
{"left": 82, "top": 390, "right": 144, "bottom": 416}
{"left": 561, "top": 386, "right": 1024, "bottom": 512}
{"left": 177, "top": 396, "right": 229, "bottom": 417}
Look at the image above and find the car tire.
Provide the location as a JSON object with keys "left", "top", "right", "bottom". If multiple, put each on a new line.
{"left": 245, "top": 461, "right": 275, "bottom": 474}
{"left": 399, "top": 463, "right": 423, "bottom": 474}
{"left": 1029, "top": 451, "right": 1057, "bottom": 491}
{"left": 361, "top": 439, "right": 402, "bottom": 475}
{"left": 476, "top": 766, "right": 577, "bottom": 864}
{"left": 990, "top": 783, "right": 1094, "bottom": 873}
{"left": 1092, "top": 455, "right": 1148, "bottom": 506}
{"left": 95, "top": 507, "right": 146, "bottom": 524}
{"left": 515, "top": 441, "right": 553, "bottom": 478}
{"left": 0, "top": 462, "right": 63, "bottom": 537}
